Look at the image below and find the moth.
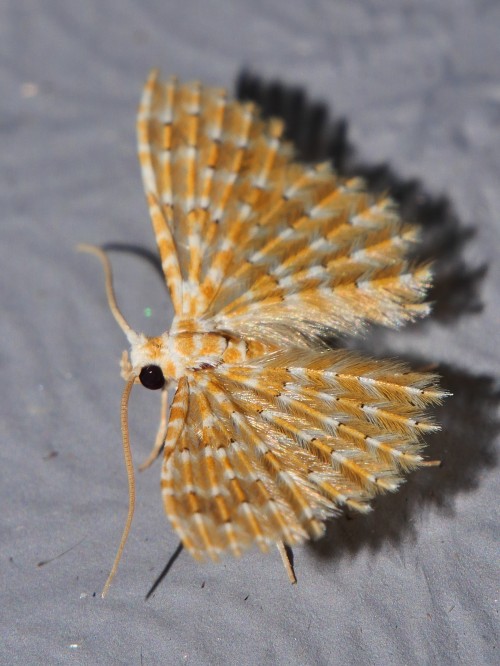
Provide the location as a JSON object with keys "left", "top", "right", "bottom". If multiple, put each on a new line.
{"left": 79, "top": 70, "right": 445, "bottom": 596}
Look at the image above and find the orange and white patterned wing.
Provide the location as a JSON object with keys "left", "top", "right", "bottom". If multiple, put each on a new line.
{"left": 137, "top": 69, "right": 270, "bottom": 318}
{"left": 137, "top": 70, "right": 429, "bottom": 342}
{"left": 160, "top": 350, "right": 445, "bottom": 560}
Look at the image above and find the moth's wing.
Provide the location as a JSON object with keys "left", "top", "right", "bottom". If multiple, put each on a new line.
{"left": 148, "top": 78, "right": 429, "bottom": 339}
{"left": 195, "top": 111, "right": 431, "bottom": 342}
{"left": 161, "top": 352, "right": 445, "bottom": 561}
{"left": 205, "top": 162, "right": 431, "bottom": 345}
{"left": 138, "top": 70, "right": 428, "bottom": 333}
{"left": 161, "top": 373, "right": 320, "bottom": 559}
{"left": 137, "top": 70, "right": 271, "bottom": 318}
{"left": 137, "top": 71, "right": 183, "bottom": 314}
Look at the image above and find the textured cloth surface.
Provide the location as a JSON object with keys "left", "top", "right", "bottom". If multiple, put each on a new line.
{"left": 1, "top": 2, "right": 498, "bottom": 664}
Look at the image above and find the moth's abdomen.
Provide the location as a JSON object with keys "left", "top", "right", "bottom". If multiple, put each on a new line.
{"left": 164, "top": 330, "right": 270, "bottom": 376}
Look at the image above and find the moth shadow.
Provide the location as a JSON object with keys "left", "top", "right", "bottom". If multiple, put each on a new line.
{"left": 102, "top": 242, "right": 163, "bottom": 281}
{"left": 236, "top": 70, "right": 486, "bottom": 325}
{"left": 308, "top": 361, "right": 499, "bottom": 561}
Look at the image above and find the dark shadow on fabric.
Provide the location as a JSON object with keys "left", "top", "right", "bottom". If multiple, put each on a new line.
{"left": 102, "top": 242, "right": 164, "bottom": 282}
{"left": 308, "top": 361, "right": 499, "bottom": 561}
{"left": 236, "top": 70, "right": 485, "bottom": 324}
{"left": 145, "top": 541, "right": 184, "bottom": 599}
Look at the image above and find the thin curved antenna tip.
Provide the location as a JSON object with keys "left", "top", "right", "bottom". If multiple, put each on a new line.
{"left": 77, "top": 243, "right": 136, "bottom": 342}
{"left": 101, "top": 374, "right": 137, "bottom": 598}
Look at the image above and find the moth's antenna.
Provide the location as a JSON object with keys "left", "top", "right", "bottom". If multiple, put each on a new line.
{"left": 101, "top": 373, "right": 137, "bottom": 597}
{"left": 77, "top": 244, "right": 136, "bottom": 343}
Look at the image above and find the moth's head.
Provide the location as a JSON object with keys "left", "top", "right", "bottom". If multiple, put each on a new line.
{"left": 77, "top": 244, "right": 171, "bottom": 391}
{"left": 126, "top": 332, "right": 169, "bottom": 391}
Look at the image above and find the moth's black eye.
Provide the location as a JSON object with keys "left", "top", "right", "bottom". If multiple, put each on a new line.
{"left": 139, "top": 365, "right": 165, "bottom": 390}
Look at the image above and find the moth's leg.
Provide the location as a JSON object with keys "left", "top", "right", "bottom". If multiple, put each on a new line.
{"left": 277, "top": 541, "right": 297, "bottom": 584}
{"left": 120, "top": 350, "right": 138, "bottom": 382}
{"left": 139, "top": 386, "right": 169, "bottom": 471}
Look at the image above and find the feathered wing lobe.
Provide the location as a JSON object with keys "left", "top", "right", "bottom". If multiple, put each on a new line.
{"left": 137, "top": 71, "right": 183, "bottom": 314}
{"left": 208, "top": 179, "right": 431, "bottom": 344}
{"left": 160, "top": 349, "right": 446, "bottom": 560}
{"left": 137, "top": 70, "right": 289, "bottom": 319}
{"left": 161, "top": 372, "right": 323, "bottom": 560}
{"left": 138, "top": 71, "right": 429, "bottom": 336}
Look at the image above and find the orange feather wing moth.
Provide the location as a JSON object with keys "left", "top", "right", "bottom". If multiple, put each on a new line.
{"left": 78, "top": 70, "right": 446, "bottom": 596}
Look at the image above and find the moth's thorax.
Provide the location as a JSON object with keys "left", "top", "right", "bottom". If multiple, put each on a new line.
{"left": 129, "top": 327, "right": 267, "bottom": 381}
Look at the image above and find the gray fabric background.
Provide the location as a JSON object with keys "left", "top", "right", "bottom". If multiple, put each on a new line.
{"left": 1, "top": 1, "right": 498, "bottom": 664}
